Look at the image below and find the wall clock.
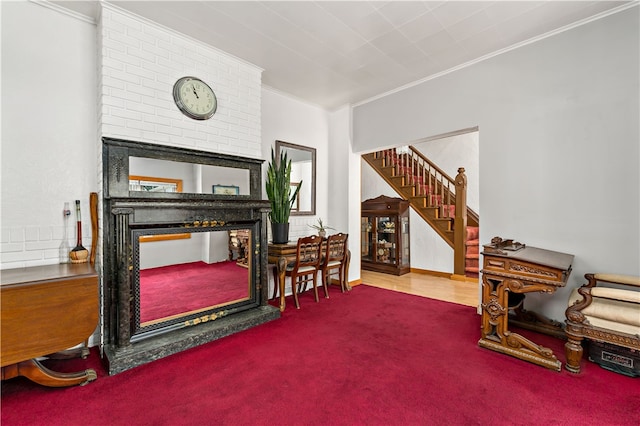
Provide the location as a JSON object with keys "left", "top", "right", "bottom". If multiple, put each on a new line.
{"left": 173, "top": 76, "right": 217, "bottom": 120}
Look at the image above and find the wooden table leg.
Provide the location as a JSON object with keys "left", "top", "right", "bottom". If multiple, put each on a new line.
{"left": 344, "top": 250, "right": 352, "bottom": 291}
{"left": 277, "top": 256, "right": 287, "bottom": 312}
{"left": 2, "top": 359, "right": 97, "bottom": 387}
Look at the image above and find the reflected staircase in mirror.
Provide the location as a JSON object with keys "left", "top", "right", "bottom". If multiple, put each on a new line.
{"left": 362, "top": 147, "right": 479, "bottom": 279}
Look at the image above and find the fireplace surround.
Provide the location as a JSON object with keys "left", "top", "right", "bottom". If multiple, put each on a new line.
{"left": 102, "top": 137, "right": 279, "bottom": 374}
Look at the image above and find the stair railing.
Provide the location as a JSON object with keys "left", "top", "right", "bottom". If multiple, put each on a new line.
{"left": 376, "top": 146, "right": 469, "bottom": 277}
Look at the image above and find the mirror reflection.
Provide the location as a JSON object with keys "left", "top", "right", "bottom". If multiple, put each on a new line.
{"left": 130, "top": 157, "right": 250, "bottom": 195}
{"left": 275, "top": 140, "right": 316, "bottom": 215}
{"left": 138, "top": 229, "right": 251, "bottom": 326}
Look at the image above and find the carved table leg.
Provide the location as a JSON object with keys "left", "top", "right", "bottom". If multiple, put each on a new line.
{"left": 564, "top": 327, "right": 584, "bottom": 373}
{"left": 2, "top": 359, "right": 97, "bottom": 387}
{"left": 478, "top": 276, "right": 562, "bottom": 371}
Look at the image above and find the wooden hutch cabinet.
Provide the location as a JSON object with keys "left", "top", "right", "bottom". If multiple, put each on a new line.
{"left": 361, "top": 195, "right": 410, "bottom": 275}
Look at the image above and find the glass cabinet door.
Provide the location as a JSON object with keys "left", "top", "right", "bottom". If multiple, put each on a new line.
{"left": 375, "top": 216, "right": 396, "bottom": 265}
{"left": 400, "top": 215, "right": 409, "bottom": 265}
{"left": 361, "top": 217, "right": 373, "bottom": 261}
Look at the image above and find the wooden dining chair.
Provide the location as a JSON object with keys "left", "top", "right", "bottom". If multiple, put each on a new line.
{"left": 320, "top": 233, "right": 349, "bottom": 296}
{"left": 286, "top": 235, "right": 323, "bottom": 309}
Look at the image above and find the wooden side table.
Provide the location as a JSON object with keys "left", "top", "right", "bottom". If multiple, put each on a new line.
{"left": 1, "top": 263, "right": 99, "bottom": 387}
{"left": 478, "top": 238, "right": 574, "bottom": 371}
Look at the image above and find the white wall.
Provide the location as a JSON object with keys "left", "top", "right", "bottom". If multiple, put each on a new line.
{"left": 328, "top": 105, "right": 359, "bottom": 282}
{"left": 261, "top": 87, "right": 339, "bottom": 294}
{"left": 1, "top": 1, "right": 97, "bottom": 269}
{"left": 353, "top": 8, "right": 640, "bottom": 321}
{"left": 261, "top": 88, "right": 330, "bottom": 238}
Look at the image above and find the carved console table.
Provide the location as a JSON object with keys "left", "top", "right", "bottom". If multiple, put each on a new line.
{"left": 478, "top": 237, "right": 574, "bottom": 371}
{"left": 1, "top": 263, "right": 98, "bottom": 387}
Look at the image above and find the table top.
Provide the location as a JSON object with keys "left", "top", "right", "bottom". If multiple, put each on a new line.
{"left": 1, "top": 263, "right": 97, "bottom": 286}
{"left": 483, "top": 245, "right": 574, "bottom": 271}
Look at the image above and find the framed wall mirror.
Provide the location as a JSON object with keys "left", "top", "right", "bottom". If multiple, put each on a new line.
{"left": 275, "top": 140, "right": 315, "bottom": 216}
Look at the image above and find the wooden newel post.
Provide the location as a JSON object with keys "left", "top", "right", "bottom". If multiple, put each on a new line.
{"left": 453, "top": 167, "right": 468, "bottom": 277}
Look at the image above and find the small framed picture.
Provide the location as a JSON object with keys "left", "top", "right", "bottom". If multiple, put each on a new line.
{"left": 213, "top": 184, "right": 240, "bottom": 195}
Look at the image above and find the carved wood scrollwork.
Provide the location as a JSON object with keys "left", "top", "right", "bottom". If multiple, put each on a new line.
{"left": 509, "top": 263, "right": 556, "bottom": 278}
{"left": 483, "top": 298, "right": 506, "bottom": 323}
{"left": 114, "top": 155, "right": 125, "bottom": 183}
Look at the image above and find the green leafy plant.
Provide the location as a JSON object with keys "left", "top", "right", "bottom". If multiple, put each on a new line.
{"left": 265, "top": 148, "right": 302, "bottom": 224}
{"left": 308, "top": 218, "right": 334, "bottom": 233}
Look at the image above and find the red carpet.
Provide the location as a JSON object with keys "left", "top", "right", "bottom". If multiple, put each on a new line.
{"left": 140, "top": 260, "right": 248, "bottom": 323}
{"left": 2, "top": 285, "right": 638, "bottom": 425}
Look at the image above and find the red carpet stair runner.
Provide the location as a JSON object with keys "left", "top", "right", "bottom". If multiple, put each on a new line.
{"left": 363, "top": 148, "right": 479, "bottom": 278}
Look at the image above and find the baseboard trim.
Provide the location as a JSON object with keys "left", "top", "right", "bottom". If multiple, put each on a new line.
{"left": 409, "top": 268, "right": 451, "bottom": 278}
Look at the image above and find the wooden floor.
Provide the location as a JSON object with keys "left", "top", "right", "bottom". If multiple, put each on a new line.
{"left": 360, "top": 270, "right": 479, "bottom": 308}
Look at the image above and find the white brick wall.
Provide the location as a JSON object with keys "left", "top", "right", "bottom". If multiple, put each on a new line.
{"left": 99, "top": 4, "right": 263, "bottom": 158}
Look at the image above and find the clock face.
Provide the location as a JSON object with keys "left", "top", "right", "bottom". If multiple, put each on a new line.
{"left": 173, "top": 77, "right": 217, "bottom": 120}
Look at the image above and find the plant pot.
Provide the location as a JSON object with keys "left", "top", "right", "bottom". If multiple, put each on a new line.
{"left": 271, "top": 223, "right": 290, "bottom": 244}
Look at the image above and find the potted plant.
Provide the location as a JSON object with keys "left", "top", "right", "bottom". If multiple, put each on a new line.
{"left": 308, "top": 218, "right": 334, "bottom": 238}
{"left": 266, "top": 147, "right": 302, "bottom": 244}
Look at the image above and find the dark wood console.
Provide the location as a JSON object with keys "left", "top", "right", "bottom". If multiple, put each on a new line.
{"left": 1, "top": 263, "right": 98, "bottom": 387}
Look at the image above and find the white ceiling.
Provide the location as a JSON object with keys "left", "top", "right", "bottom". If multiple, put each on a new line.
{"left": 51, "top": 1, "right": 634, "bottom": 110}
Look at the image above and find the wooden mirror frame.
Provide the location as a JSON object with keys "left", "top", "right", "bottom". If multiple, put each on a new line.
{"left": 275, "top": 140, "right": 316, "bottom": 216}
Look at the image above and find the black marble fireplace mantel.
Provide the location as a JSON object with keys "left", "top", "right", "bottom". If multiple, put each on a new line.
{"left": 102, "top": 137, "right": 280, "bottom": 375}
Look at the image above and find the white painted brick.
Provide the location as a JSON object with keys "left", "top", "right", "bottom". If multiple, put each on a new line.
{"left": 102, "top": 115, "right": 127, "bottom": 128}
{"left": 103, "top": 75, "right": 126, "bottom": 90}
{"left": 143, "top": 25, "right": 171, "bottom": 43}
{"left": 10, "top": 228, "right": 23, "bottom": 243}
{"left": 126, "top": 27, "right": 157, "bottom": 45}
{"left": 101, "top": 6, "right": 263, "bottom": 169}
{"left": 109, "top": 49, "right": 141, "bottom": 67}
{"left": 156, "top": 123, "right": 183, "bottom": 137}
{"left": 127, "top": 82, "right": 155, "bottom": 98}
{"left": 107, "top": 69, "right": 141, "bottom": 85}
{"left": 141, "top": 41, "right": 171, "bottom": 60}
{"left": 126, "top": 101, "right": 156, "bottom": 115}
{"left": 108, "top": 30, "right": 141, "bottom": 49}
{"left": 103, "top": 96, "right": 126, "bottom": 108}
{"left": 26, "top": 240, "right": 59, "bottom": 251}
{"left": 2, "top": 249, "right": 43, "bottom": 262}
{"left": 158, "top": 39, "right": 184, "bottom": 55}
{"left": 110, "top": 87, "right": 142, "bottom": 103}
{"left": 128, "top": 46, "right": 156, "bottom": 64}
{"left": 141, "top": 96, "right": 173, "bottom": 111}
{"left": 127, "top": 119, "right": 155, "bottom": 132}
{"left": 25, "top": 227, "right": 39, "bottom": 241}
{"left": 1, "top": 242, "right": 24, "bottom": 253}
{"left": 158, "top": 57, "right": 185, "bottom": 73}
{"left": 102, "top": 38, "right": 127, "bottom": 54}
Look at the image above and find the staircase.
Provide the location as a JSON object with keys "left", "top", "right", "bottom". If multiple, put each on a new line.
{"left": 362, "top": 147, "right": 480, "bottom": 279}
